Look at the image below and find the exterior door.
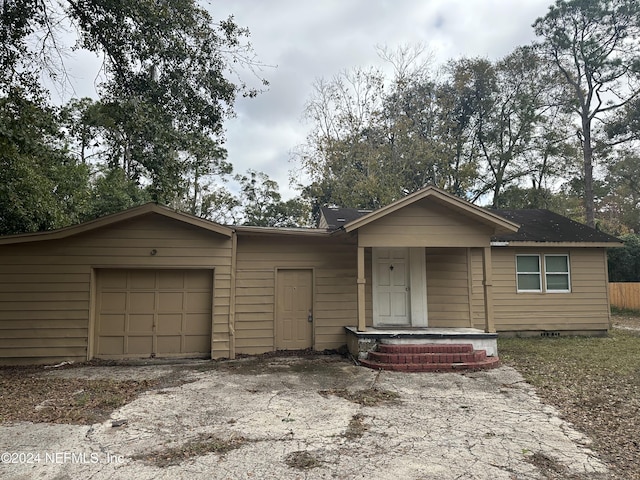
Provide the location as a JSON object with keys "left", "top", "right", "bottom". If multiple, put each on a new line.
{"left": 276, "top": 269, "right": 313, "bottom": 350}
{"left": 373, "top": 248, "right": 411, "bottom": 326}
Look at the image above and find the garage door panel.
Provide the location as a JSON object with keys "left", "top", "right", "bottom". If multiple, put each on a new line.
{"left": 157, "top": 314, "right": 182, "bottom": 334}
{"left": 184, "top": 335, "right": 209, "bottom": 353}
{"left": 100, "top": 270, "right": 127, "bottom": 288}
{"left": 158, "top": 292, "right": 185, "bottom": 311}
{"left": 129, "top": 292, "right": 156, "bottom": 312}
{"left": 100, "top": 292, "right": 127, "bottom": 311}
{"left": 129, "top": 271, "right": 156, "bottom": 288}
{"left": 99, "top": 314, "right": 125, "bottom": 334}
{"left": 96, "top": 269, "right": 212, "bottom": 359}
{"left": 158, "top": 271, "right": 185, "bottom": 289}
{"left": 98, "top": 336, "right": 124, "bottom": 355}
{"left": 185, "top": 270, "right": 211, "bottom": 288}
{"left": 128, "top": 336, "right": 153, "bottom": 354}
{"left": 129, "top": 314, "right": 154, "bottom": 332}
{"left": 186, "top": 314, "right": 210, "bottom": 333}
{"left": 186, "top": 292, "right": 210, "bottom": 311}
{"left": 157, "top": 335, "right": 181, "bottom": 354}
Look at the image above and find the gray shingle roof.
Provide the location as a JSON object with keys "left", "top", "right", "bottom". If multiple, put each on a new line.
{"left": 319, "top": 207, "right": 372, "bottom": 230}
{"left": 491, "top": 209, "right": 620, "bottom": 243}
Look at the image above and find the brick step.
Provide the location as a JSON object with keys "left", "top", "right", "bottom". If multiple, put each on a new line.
{"left": 377, "top": 343, "right": 474, "bottom": 354}
{"left": 360, "top": 356, "right": 501, "bottom": 373}
{"left": 368, "top": 350, "right": 487, "bottom": 365}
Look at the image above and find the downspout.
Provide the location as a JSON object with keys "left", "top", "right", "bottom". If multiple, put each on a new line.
{"left": 229, "top": 230, "right": 238, "bottom": 359}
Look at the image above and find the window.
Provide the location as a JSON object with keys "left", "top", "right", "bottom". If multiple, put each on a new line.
{"left": 545, "top": 255, "right": 570, "bottom": 292}
{"left": 516, "top": 255, "right": 541, "bottom": 292}
{"left": 516, "top": 254, "right": 570, "bottom": 293}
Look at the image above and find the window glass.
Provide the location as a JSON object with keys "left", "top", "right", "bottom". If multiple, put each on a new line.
{"left": 545, "top": 255, "right": 570, "bottom": 292}
{"left": 546, "top": 274, "right": 569, "bottom": 291}
{"left": 545, "top": 255, "right": 568, "bottom": 273}
{"left": 516, "top": 255, "right": 539, "bottom": 273}
{"left": 516, "top": 255, "right": 541, "bottom": 291}
{"left": 517, "top": 273, "right": 541, "bottom": 290}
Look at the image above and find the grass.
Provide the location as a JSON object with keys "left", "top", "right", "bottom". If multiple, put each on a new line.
{"left": 610, "top": 306, "right": 640, "bottom": 316}
{"left": 499, "top": 327, "right": 640, "bottom": 479}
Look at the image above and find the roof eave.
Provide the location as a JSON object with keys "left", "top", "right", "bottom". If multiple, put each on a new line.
{"left": 497, "top": 241, "right": 623, "bottom": 248}
{"left": 234, "top": 226, "right": 331, "bottom": 237}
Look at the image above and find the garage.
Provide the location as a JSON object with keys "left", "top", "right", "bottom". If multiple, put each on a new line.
{"left": 95, "top": 269, "right": 213, "bottom": 359}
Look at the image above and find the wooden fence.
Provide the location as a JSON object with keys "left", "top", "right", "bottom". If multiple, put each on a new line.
{"left": 609, "top": 283, "right": 640, "bottom": 310}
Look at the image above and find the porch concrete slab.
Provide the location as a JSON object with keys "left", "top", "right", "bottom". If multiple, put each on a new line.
{"left": 345, "top": 326, "right": 499, "bottom": 357}
{"left": 0, "top": 356, "right": 608, "bottom": 480}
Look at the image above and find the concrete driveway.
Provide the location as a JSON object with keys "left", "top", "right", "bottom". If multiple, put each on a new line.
{"left": 0, "top": 356, "right": 610, "bottom": 479}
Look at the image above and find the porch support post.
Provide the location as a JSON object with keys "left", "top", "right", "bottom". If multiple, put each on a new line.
{"left": 357, "top": 246, "right": 366, "bottom": 331}
{"left": 482, "top": 246, "right": 495, "bottom": 333}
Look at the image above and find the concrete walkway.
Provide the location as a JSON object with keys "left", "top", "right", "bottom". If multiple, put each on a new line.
{"left": 0, "top": 356, "right": 610, "bottom": 479}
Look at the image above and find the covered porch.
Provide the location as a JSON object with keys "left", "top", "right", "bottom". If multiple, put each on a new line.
{"left": 336, "top": 188, "right": 521, "bottom": 365}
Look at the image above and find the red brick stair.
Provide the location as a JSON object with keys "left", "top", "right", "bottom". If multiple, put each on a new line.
{"left": 359, "top": 343, "right": 500, "bottom": 372}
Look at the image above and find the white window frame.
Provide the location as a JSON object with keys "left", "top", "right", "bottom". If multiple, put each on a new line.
{"left": 544, "top": 254, "right": 571, "bottom": 293}
{"left": 516, "top": 254, "right": 542, "bottom": 293}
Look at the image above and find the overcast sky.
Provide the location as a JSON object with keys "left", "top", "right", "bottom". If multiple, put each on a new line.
{"left": 64, "top": 0, "right": 555, "bottom": 200}
{"left": 210, "top": 0, "right": 554, "bottom": 199}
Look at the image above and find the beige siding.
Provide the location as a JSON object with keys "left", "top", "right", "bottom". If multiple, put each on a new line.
{"left": 470, "top": 248, "right": 487, "bottom": 329}
{"left": 358, "top": 201, "right": 494, "bottom": 248}
{"left": 0, "top": 214, "right": 232, "bottom": 364}
{"left": 235, "top": 236, "right": 357, "bottom": 354}
{"left": 488, "top": 247, "right": 610, "bottom": 332}
{"left": 425, "top": 248, "right": 471, "bottom": 327}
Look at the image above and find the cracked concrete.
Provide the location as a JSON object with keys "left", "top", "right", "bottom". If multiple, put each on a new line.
{"left": 0, "top": 356, "right": 611, "bottom": 479}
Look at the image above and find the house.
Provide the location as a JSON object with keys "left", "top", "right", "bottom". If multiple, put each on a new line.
{"left": 0, "top": 186, "right": 621, "bottom": 366}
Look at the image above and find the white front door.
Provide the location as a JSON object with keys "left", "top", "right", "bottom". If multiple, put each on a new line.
{"left": 373, "top": 248, "right": 411, "bottom": 326}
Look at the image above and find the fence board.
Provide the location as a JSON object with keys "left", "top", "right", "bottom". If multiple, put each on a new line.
{"left": 609, "top": 283, "right": 640, "bottom": 310}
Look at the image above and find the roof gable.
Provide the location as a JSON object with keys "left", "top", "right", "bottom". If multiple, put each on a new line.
{"left": 0, "top": 203, "right": 233, "bottom": 245}
{"left": 342, "top": 186, "right": 520, "bottom": 235}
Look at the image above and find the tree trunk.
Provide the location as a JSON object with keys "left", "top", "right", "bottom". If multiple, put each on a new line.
{"left": 582, "top": 115, "right": 595, "bottom": 227}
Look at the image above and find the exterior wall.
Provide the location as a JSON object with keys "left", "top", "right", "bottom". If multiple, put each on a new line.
{"left": 0, "top": 215, "right": 232, "bottom": 365}
{"left": 357, "top": 201, "right": 494, "bottom": 248}
{"left": 234, "top": 235, "right": 358, "bottom": 354}
{"left": 472, "top": 247, "right": 610, "bottom": 332}
{"left": 470, "top": 248, "right": 487, "bottom": 329}
{"left": 425, "top": 248, "right": 472, "bottom": 328}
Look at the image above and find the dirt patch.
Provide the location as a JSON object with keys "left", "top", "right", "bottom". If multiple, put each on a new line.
{"left": 284, "top": 450, "right": 323, "bottom": 470}
{"left": 343, "top": 413, "right": 368, "bottom": 439}
{"left": 0, "top": 373, "right": 157, "bottom": 424}
{"left": 318, "top": 387, "right": 400, "bottom": 406}
{"left": 611, "top": 312, "right": 640, "bottom": 331}
{"left": 132, "top": 433, "right": 248, "bottom": 467}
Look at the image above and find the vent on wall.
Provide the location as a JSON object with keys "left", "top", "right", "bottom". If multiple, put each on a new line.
{"left": 540, "top": 331, "right": 561, "bottom": 337}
